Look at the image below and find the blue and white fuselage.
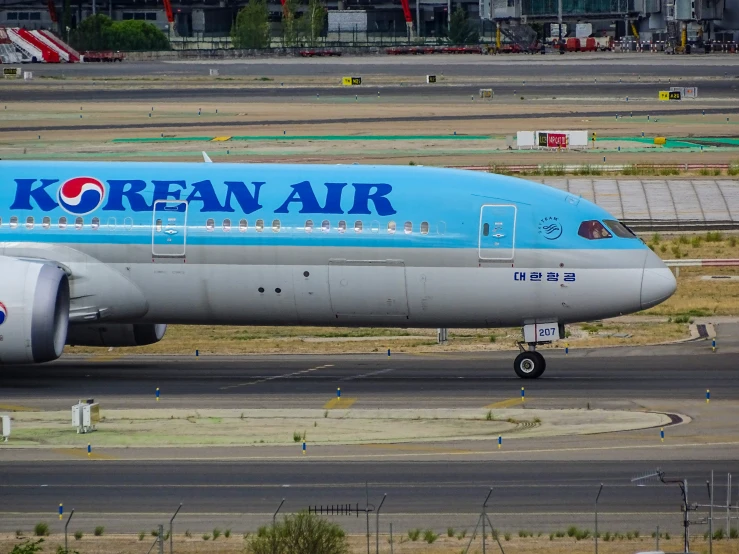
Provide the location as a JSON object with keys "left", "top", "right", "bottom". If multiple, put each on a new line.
{"left": 0, "top": 161, "right": 676, "bottom": 377}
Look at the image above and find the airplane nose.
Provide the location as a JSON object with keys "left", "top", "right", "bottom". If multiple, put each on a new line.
{"left": 641, "top": 251, "right": 677, "bottom": 310}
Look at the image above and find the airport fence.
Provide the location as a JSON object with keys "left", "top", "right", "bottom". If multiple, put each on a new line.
{"left": 9, "top": 471, "right": 739, "bottom": 554}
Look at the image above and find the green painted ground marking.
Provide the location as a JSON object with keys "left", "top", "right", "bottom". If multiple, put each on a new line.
{"left": 112, "top": 134, "right": 492, "bottom": 143}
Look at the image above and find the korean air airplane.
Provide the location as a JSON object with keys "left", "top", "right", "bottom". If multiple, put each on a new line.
{"left": 0, "top": 160, "right": 676, "bottom": 378}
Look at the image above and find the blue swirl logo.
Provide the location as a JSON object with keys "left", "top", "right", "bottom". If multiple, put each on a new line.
{"left": 538, "top": 218, "right": 563, "bottom": 240}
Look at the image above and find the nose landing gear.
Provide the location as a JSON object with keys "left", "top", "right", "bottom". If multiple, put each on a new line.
{"left": 513, "top": 350, "right": 546, "bottom": 379}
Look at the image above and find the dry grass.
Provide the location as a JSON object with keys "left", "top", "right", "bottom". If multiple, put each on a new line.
{"left": 646, "top": 234, "right": 739, "bottom": 316}
{"left": 2, "top": 533, "right": 738, "bottom": 554}
{"left": 65, "top": 321, "right": 689, "bottom": 356}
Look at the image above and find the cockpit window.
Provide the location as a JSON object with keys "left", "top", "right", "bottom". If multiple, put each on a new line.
{"left": 604, "top": 219, "right": 637, "bottom": 238}
{"left": 578, "top": 220, "right": 612, "bottom": 240}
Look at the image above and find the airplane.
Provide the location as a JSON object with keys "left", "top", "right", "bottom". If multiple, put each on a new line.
{"left": 0, "top": 160, "right": 676, "bottom": 378}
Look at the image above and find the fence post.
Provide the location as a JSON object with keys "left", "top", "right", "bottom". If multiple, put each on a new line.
{"left": 158, "top": 524, "right": 164, "bottom": 554}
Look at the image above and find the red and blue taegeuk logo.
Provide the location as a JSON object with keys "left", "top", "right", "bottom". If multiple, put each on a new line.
{"left": 0, "top": 302, "right": 7, "bottom": 325}
{"left": 57, "top": 177, "right": 106, "bottom": 216}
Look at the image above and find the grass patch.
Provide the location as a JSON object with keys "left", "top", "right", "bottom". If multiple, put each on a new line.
{"left": 33, "top": 524, "right": 49, "bottom": 537}
{"left": 93, "top": 526, "right": 104, "bottom": 537}
{"left": 212, "top": 528, "right": 221, "bottom": 540}
{"left": 407, "top": 529, "right": 420, "bottom": 541}
{"left": 73, "top": 531, "right": 83, "bottom": 540}
{"left": 138, "top": 531, "right": 145, "bottom": 541}
{"left": 422, "top": 529, "right": 438, "bottom": 544}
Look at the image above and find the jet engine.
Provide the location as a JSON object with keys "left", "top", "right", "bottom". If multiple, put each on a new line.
{"left": 0, "top": 256, "right": 70, "bottom": 363}
{"left": 66, "top": 323, "right": 167, "bottom": 347}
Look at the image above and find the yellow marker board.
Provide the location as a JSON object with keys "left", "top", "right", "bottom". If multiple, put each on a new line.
{"left": 342, "top": 77, "right": 353, "bottom": 86}
{"left": 658, "top": 91, "right": 670, "bottom": 101}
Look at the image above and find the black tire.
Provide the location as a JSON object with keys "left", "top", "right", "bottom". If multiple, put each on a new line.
{"left": 532, "top": 351, "right": 546, "bottom": 375}
{"left": 513, "top": 352, "right": 545, "bottom": 379}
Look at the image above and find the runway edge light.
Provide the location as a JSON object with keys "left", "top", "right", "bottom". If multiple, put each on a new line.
{"left": 521, "top": 387, "right": 525, "bottom": 402}
{"left": 156, "top": 387, "right": 160, "bottom": 401}
{"left": 706, "top": 389, "right": 710, "bottom": 403}
{"left": 59, "top": 503, "right": 63, "bottom": 520}
{"left": 87, "top": 443, "right": 91, "bottom": 457}
{"left": 498, "top": 436, "right": 502, "bottom": 449}
{"left": 302, "top": 441, "right": 306, "bottom": 455}
{"left": 660, "top": 428, "right": 664, "bottom": 442}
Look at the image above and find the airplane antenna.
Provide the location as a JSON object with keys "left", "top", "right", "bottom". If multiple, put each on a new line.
{"left": 202, "top": 152, "right": 213, "bottom": 163}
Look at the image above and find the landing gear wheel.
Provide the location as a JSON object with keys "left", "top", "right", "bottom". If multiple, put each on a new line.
{"left": 513, "top": 351, "right": 545, "bottom": 379}
{"left": 532, "top": 351, "right": 546, "bottom": 376}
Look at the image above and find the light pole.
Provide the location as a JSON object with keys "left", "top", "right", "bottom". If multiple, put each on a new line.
{"left": 64, "top": 509, "right": 75, "bottom": 553}
{"left": 169, "top": 503, "right": 182, "bottom": 554}
{"left": 375, "top": 494, "right": 386, "bottom": 554}
{"left": 595, "top": 484, "right": 603, "bottom": 554}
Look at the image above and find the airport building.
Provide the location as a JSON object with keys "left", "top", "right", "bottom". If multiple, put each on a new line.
{"left": 0, "top": 0, "right": 737, "bottom": 43}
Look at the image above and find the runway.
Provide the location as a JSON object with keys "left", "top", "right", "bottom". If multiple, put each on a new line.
{"left": 0, "top": 460, "right": 732, "bottom": 533}
{"left": 3, "top": 81, "right": 739, "bottom": 104}
{"left": 0, "top": 340, "right": 735, "bottom": 406}
{"left": 1, "top": 328, "right": 738, "bottom": 533}
{"left": 16, "top": 53, "right": 739, "bottom": 79}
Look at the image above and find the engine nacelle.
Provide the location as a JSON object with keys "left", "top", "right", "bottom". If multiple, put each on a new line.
{"left": 66, "top": 323, "right": 167, "bottom": 347}
{"left": 0, "top": 256, "right": 70, "bottom": 364}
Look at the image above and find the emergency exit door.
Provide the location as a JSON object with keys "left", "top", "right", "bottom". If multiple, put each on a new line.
{"left": 478, "top": 204, "right": 516, "bottom": 261}
{"left": 152, "top": 200, "right": 188, "bottom": 257}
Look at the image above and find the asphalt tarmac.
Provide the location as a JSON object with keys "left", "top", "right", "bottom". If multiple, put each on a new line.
{"left": 1, "top": 328, "right": 737, "bottom": 532}
{"left": 0, "top": 339, "right": 734, "bottom": 408}
{"left": 3, "top": 80, "right": 739, "bottom": 103}
{"left": 0, "top": 459, "right": 733, "bottom": 534}
{"left": 16, "top": 53, "right": 739, "bottom": 79}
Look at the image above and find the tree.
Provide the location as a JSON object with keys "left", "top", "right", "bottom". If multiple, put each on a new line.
{"left": 301, "top": 0, "right": 326, "bottom": 46}
{"left": 69, "top": 14, "right": 169, "bottom": 51}
{"left": 448, "top": 5, "right": 479, "bottom": 44}
{"left": 281, "top": 0, "right": 301, "bottom": 47}
{"left": 245, "top": 512, "right": 348, "bottom": 554}
{"left": 69, "top": 14, "right": 113, "bottom": 51}
{"left": 232, "top": 0, "right": 271, "bottom": 49}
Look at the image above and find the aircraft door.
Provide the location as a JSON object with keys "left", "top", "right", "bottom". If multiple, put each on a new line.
{"left": 479, "top": 204, "right": 516, "bottom": 261}
{"left": 152, "top": 200, "right": 188, "bottom": 258}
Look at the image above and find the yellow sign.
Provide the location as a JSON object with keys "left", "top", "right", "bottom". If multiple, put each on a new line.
{"left": 342, "top": 76, "right": 362, "bottom": 86}
{"left": 659, "top": 91, "right": 670, "bottom": 101}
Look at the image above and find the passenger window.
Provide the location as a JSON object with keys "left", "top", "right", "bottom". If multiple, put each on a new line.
{"left": 578, "top": 220, "right": 612, "bottom": 240}
{"left": 26, "top": 216, "right": 34, "bottom": 230}
{"left": 483, "top": 223, "right": 490, "bottom": 236}
{"left": 272, "top": 219, "right": 280, "bottom": 232}
{"left": 438, "top": 221, "right": 446, "bottom": 235}
{"left": 338, "top": 220, "right": 346, "bottom": 233}
{"left": 223, "top": 218, "right": 231, "bottom": 232}
{"left": 10, "top": 216, "right": 18, "bottom": 229}
{"left": 156, "top": 218, "right": 163, "bottom": 232}
{"left": 305, "top": 219, "right": 314, "bottom": 233}
{"left": 0, "top": 217, "right": 2, "bottom": 226}
{"left": 42, "top": 216, "right": 50, "bottom": 229}
{"left": 124, "top": 217, "right": 133, "bottom": 230}
{"left": 421, "top": 221, "right": 429, "bottom": 235}
{"left": 354, "top": 220, "right": 363, "bottom": 233}
{"left": 107, "top": 217, "right": 116, "bottom": 230}
{"left": 604, "top": 219, "right": 637, "bottom": 238}
{"left": 388, "top": 221, "right": 396, "bottom": 234}
{"left": 75, "top": 217, "right": 83, "bottom": 230}
{"left": 239, "top": 219, "right": 247, "bottom": 232}
{"left": 322, "top": 220, "right": 330, "bottom": 232}
{"left": 256, "top": 219, "right": 264, "bottom": 232}
{"left": 91, "top": 217, "right": 100, "bottom": 230}
{"left": 404, "top": 221, "right": 412, "bottom": 234}
{"left": 206, "top": 218, "right": 215, "bottom": 232}
{"left": 59, "top": 217, "right": 67, "bottom": 230}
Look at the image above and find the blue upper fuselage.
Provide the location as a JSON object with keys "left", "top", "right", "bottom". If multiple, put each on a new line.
{"left": 0, "top": 161, "right": 646, "bottom": 251}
